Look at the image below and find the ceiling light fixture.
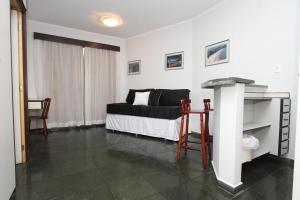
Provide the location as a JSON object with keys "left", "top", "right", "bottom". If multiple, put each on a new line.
{"left": 101, "top": 16, "right": 121, "bottom": 27}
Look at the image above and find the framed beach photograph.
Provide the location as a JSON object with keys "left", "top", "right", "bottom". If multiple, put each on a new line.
{"left": 205, "top": 40, "right": 229, "bottom": 66}
{"left": 128, "top": 60, "right": 141, "bottom": 75}
{"left": 165, "top": 51, "right": 184, "bottom": 70}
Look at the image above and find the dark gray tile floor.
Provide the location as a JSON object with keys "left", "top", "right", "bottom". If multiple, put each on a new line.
{"left": 10, "top": 127, "right": 294, "bottom": 200}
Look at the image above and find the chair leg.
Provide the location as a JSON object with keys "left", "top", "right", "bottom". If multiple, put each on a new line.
{"left": 200, "top": 114, "right": 207, "bottom": 167}
{"left": 29, "top": 118, "right": 31, "bottom": 132}
{"left": 205, "top": 113, "right": 212, "bottom": 160}
{"left": 184, "top": 114, "right": 189, "bottom": 155}
{"left": 177, "top": 114, "right": 185, "bottom": 161}
{"left": 27, "top": 119, "right": 31, "bottom": 159}
{"left": 42, "top": 119, "right": 48, "bottom": 138}
{"left": 207, "top": 137, "right": 212, "bottom": 160}
{"left": 205, "top": 134, "right": 212, "bottom": 160}
{"left": 208, "top": 131, "right": 212, "bottom": 160}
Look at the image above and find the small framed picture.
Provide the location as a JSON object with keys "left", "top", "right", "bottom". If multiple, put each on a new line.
{"left": 165, "top": 51, "right": 184, "bottom": 70}
{"left": 205, "top": 40, "right": 229, "bottom": 66}
{"left": 128, "top": 60, "right": 141, "bottom": 75}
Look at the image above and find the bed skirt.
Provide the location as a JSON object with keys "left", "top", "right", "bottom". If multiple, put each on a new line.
{"left": 106, "top": 114, "right": 181, "bottom": 141}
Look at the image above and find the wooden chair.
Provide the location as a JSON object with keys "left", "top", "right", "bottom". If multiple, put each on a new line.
{"left": 177, "top": 99, "right": 213, "bottom": 167}
{"left": 29, "top": 98, "right": 51, "bottom": 137}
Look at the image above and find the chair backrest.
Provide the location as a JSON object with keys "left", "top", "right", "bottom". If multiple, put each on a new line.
{"left": 203, "top": 99, "right": 211, "bottom": 112}
{"left": 41, "top": 98, "right": 51, "bottom": 119}
{"left": 180, "top": 99, "right": 191, "bottom": 114}
{"left": 203, "top": 99, "right": 211, "bottom": 136}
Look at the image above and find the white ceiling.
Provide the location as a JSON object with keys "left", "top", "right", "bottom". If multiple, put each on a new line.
{"left": 27, "top": 0, "right": 223, "bottom": 38}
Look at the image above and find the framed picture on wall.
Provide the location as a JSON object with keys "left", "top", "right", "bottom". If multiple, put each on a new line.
{"left": 128, "top": 60, "right": 141, "bottom": 75}
{"left": 205, "top": 40, "right": 229, "bottom": 66}
{"left": 165, "top": 51, "right": 184, "bottom": 70}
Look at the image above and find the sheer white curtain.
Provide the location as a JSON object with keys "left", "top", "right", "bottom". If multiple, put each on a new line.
{"left": 84, "top": 47, "right": 116, "bottom": 125}
{"left": 33, "top": 40, "right": 84, "bottom": 128}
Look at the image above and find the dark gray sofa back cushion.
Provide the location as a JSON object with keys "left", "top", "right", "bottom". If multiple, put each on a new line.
{"left": 159, "top": 89, "right": 190, "bottom": 106}
{"left": 148, "top": 90, "right": 163, "bottom": 106}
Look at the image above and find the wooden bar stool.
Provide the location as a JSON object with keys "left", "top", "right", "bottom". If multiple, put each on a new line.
{"left": 177, "top": 99, "right": 213, "bottom": 167}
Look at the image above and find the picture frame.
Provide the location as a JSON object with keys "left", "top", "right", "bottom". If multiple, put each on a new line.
{"left": 165, "top": 51, "right": 184, "bottom": 70}
{"left": 128, "top": 60, "right": 141, "bottom": 75}
{"left": 205, "top": 40, "right": 230, "bottom": 66}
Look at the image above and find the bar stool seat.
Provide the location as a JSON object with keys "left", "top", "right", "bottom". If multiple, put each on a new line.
{"left": 177, "top": 99, "right": 213, "bottom": 167}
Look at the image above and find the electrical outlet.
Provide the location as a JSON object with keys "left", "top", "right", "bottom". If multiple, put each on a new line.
{"left": 274, "top": 65, "right": 281, "bottom": 73}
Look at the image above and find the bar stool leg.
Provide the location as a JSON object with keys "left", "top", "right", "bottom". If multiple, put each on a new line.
{"left": 205, "top": 112, "right": 212, "bottom": 160}
{"left": 207, "top": 139, "right": 212, "bottom": 160}
{"left": 200, "top": 114, "right": 208, "bottom": 167}
{"left": 184, "top": 113, "right": 189, "bottom": 155}
{"left": 177, "top": 113, "right": 185, "bottom": 161}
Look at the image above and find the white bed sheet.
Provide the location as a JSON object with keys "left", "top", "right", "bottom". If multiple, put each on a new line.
{"left": 106, "top": 114, "right": 181, "bottom": 141}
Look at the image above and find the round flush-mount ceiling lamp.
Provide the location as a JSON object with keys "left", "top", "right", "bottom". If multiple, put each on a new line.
{"left": 101, "top": 16, "right": 122, "bottom": 27}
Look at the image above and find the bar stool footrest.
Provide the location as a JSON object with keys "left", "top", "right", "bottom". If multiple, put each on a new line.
{"left": 181, "top": 146, "right": 202, "bottom": 151}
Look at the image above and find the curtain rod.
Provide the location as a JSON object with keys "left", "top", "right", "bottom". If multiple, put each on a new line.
{"left": 34, "top": 32, "right": 120, "bottom": 52}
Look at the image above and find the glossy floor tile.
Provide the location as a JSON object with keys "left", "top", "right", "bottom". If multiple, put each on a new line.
{"left": 10, "top": 127, "right": 294, "bottom": 200}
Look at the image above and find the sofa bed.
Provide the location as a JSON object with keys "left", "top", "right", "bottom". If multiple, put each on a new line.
{"left": 106, "top": 89, "right": 190, "bottom": 141}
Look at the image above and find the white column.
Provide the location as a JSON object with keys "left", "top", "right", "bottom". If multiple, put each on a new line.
{"left": 212, "top": 83, "right": 245, "bottom": 190}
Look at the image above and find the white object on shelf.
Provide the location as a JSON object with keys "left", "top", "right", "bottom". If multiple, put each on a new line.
{"left": 243, "top": 122, "right": 271, "bottom": 132}
{"left": 242, "top": 134, "right": 260, "bottom": 163}
{"left": 243, "top": 134, "right": 259, "bottom": 150}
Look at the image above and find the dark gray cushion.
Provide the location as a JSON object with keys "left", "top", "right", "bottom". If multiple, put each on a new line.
{"left": 159, "top": 89, "right": 190, "bottom": 106}
{"left": 148, "top": 90, "right": 163, "bottom": 106}
{"left": 107, "top": 103, "right": 181, "bottom": 120}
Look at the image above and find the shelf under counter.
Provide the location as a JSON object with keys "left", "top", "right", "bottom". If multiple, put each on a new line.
{"left": 243, "top": 122, "right": 271, "bottom": 132}
{"left": 244, "top": 97, "right": 272, "bottom": 100}
{"left": 244, "top": 92, "right": 290, "bottom": 99}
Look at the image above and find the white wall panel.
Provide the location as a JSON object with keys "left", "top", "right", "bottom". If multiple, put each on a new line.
{"left": 0, "top": 0, "right": 16, "bottom": 199}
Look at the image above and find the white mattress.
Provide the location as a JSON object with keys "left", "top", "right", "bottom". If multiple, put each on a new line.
{"left": 106, "top": 114, "right": 182, "bottom": 141}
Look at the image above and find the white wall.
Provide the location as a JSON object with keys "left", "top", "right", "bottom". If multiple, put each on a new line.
{"left": 27, "top": 20, "right": 127, "bottom": 102}
{"left": 126, "top": 20, "right": 193, "bottom": 90}
{"left": 125, "top": 0, "right": 299, "bottom": 159}
{"left": 192, "top": 0, "right": 299, "bottom": 159}
{"left": 0, "top": 0, "right": 16, "bottom": 199}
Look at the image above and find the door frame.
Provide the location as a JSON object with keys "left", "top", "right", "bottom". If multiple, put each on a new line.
{"left": 10, "top": 0, "right": 29, "bottom": 161}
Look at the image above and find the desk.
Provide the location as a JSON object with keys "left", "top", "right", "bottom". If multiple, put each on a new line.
{"left": 28, "top": 99, "right": 43, "bottom": 110}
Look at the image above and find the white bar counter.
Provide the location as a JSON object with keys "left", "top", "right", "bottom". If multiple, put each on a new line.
{"left": 202, "top": 77, "right": 290, "bottom": 193}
